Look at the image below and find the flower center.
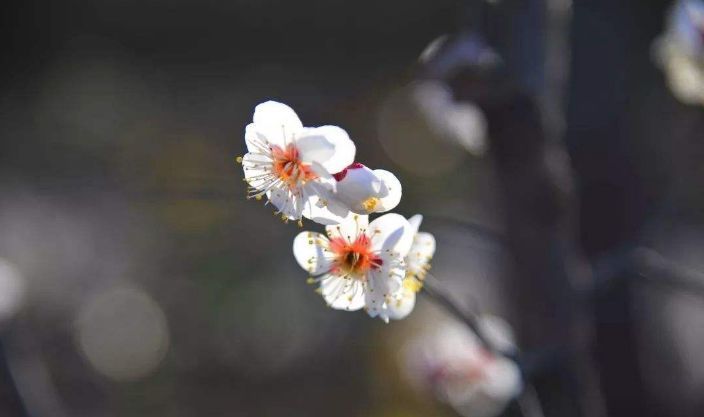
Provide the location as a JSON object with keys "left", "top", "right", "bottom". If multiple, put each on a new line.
{"left": 329, "top": 234, "right": 383, "bottom": 278}
{"left": 271, "top": 144, "right": 317, "bottom": 187}
{"left": 361, "top": 197, "right": 379, "bottom": 213}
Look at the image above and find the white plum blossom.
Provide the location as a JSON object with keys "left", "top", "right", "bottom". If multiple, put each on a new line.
{"left": 411, "top": 80, "right": 488, "bottom": 156}
{"left": 387, "top": 214, "right": 436, "bottom": 320}
{"left": 332, "top": 163, "right": 403, "bottom": 215}
{"left": 404, "top": 317, "right": 523, "bottom": 417}
{"left": 292, "top": 213, "right": 414, "bottom": 322}
{"left": 239, "top": 101, "right": 356, "bottom": 225}
{"left": 654, "top": 0, "right": 704, "bottom": 105}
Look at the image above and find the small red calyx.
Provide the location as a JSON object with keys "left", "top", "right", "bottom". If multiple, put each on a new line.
{"left": 332, "top": 162, "right": 366, "bottom": 181}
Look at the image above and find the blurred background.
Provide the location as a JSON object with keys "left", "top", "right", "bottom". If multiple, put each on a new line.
{"left": 1, "top": 0, "right": 703, "bottom": 416}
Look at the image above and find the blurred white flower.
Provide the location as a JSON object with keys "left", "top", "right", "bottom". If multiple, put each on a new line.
{"left": 405, "top": 317, "right": 522, "bottom": 417}
{"left": 293, "top": 213, "right": 414, "bottom": 322}
{"left": 654, "top": 0, "right": 704, "bottom": 105}
{"left": 411, "top": 80, "right": 488, "bottom": 156}
{"left": 477, "top": 314, "right": 519, "bottom": 355}
{"left": 239, "top": 101, "right": 356, "bottom": 225}
{"left": 333, "top": 163, "right": 403, "bottom": 215}
{"left": 387, "top": 214, "right": 436, "bottom": 320}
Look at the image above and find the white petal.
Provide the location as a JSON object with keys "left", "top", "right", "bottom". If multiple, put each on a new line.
{"left": 477, "top": 315, "right": 518, "bottom": 354}
{"left": 307, "top": 162, "right": 337, "bottom": 188}
{"left": 244, "top": 123, "right": 270, "bottom": 154}
{"left": 406, "top": 231, "right": 436, "bottom": 278}
{"left": 335, "top": 165, "right": 382, "bottom": 213}
{"left": 252, "top": 101, "right": 303, "bottom": 148}
{"left": 268, "top": 178, "right": 339, "bottom": 222}
{"left": 320, "top": 275, "right": 366, "bottom": 311}
{"left": 387, "top": 286, "right": 416, "bottom": 320}
{"left": 290, "top": 173, "right": 352, "bottom": 225}
{"left": 266, "top": 184, "right": 304, "bottom": 220}
{"left": 296, "top": 126, "right": 355, "bottom": 174}
{"left": 294, "top": 131, "right": 335, "bottom": 167}
{"left": 364, "top": 261, "right": 404, "bottom": 322}
{"left": 408, "top": 214, "right": 423, "bottom": 234}
{"left": 368, "top": 213, "right": 414, "bottom": 258}
{"left": 241, "top": 152, "right": 273, "bottom": 192}
{"left": 325, "top": 214, "right": 369, "bottom": 241}
{"left": 293, "top": 232, "right": 333, "bottom": 276}
{"left": 481, "top": 357, "right": 523, "bottom": 400}
{"left": 373, "top": 169, "right": 402, "bottom": 213}
{"left": 303, "top": 196, "right": 350, "bottom": 225}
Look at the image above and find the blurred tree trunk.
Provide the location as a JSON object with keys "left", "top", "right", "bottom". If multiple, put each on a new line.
{"left": 433, "top": 0, "right": 607, "bottom": 415}
{"left": 438, "top": 1, "right": 606, "bottom": 416}
{"left": 566, "top": 0, "right": 670, "bottom": 417}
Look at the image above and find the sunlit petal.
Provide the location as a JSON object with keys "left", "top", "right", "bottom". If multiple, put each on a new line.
{"left": 293, "top": 232, "right": 333, "bottom": 276}
{"left": 326, "top": 214, "right": 369, "bottom": 241}
{"left": 387, "top": 285, "right": 416, "bottom": 320}
{"left": 320, "top": 274, "right": 366, "bottom": 311}
{"left": 373, "top": 169, "right": 402, "bottom": 212}
{"left": 368, "top": 213, "right": 414, "bottom": 258}
{"left": 297, "top": 126, "right": 355, "bottom": 174}
{"left": 252, "top": 101, "right": 303, "bottom": 147}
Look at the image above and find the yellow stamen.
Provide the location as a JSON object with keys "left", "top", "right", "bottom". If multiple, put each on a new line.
{"left": 361, "top": 197, "right": 379, "bottom": 213}
{"left": 403, "top": 277, "right": 423, "bottom": 292}
{"left": 235, "top": 156, "right": 243, "bottom": 163}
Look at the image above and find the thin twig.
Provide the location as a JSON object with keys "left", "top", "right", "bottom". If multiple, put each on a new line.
{"left": 631, "top": 247, "right": 704, "bottom": 299}
{"left": 423, "top": 214, "right": 505, "bottom": 246}
{"left": 420, "top": 277, "right": 496, "bottom": 352}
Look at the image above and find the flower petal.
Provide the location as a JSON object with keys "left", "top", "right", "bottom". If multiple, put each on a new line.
{"left": 303, "top": 193, "right": 351, "bottom": 225}
{"left": 252, "top": 101, "right": 303, "bottom": 148}
{"left": 325, "top": 214, "right": 369, "bottom": 241}
{"left": 387, "top": 285, "right": 416, "bottom": 320}
{"left": 293, "top": 232, "right": 332, "bottom": 275}
{"left": 242, "top": 152, "right": 275, "bottom": 198}
{"left": 244, "top": 123, "right": 270, "bottom": 154}
{"left": 293, "top": 176, "right": 349, "bottom": 226}
{"left": 477, "top": 315, "right": 518, "bottom": 354}
{"left": 335, "top": 165, "right": 382, "bottom": 213}
{"left": 297, "top": 126, "right": 355, "bottom": 173}
{"left": 241, "top": 152, "right": 269, "bottom": 179}
{"left": 319, "top": 275, "right": 366, "bottom": 311}
{"left": 406, "top": 231, "right": 436, "bottom": 279}
{"left": 368, "top": 213, "right": 414, "bottom": 258}
{"left": 373, "top": 169, "right": 402, "bottom": 212}
{"left": 365, "top": 261, "right": 404, "bottom": 322}
{"left": 266, "top": 184, "right": 304, "bottom": 221}
{"left": 294, "top": 131, "right": 336, "bottom": 168}
{"left": 408, "top": 214, "right": 423, "bottom": 234}
{"left": 480, "top": 357, "right": 523, "bottom": 401}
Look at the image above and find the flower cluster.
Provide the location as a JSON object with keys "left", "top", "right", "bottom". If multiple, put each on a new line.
{"left": 654, "top": 0, "right": 704, "bottom": 106}
{"left": 238, "top": 101, "right": 435, "bottom": 321}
